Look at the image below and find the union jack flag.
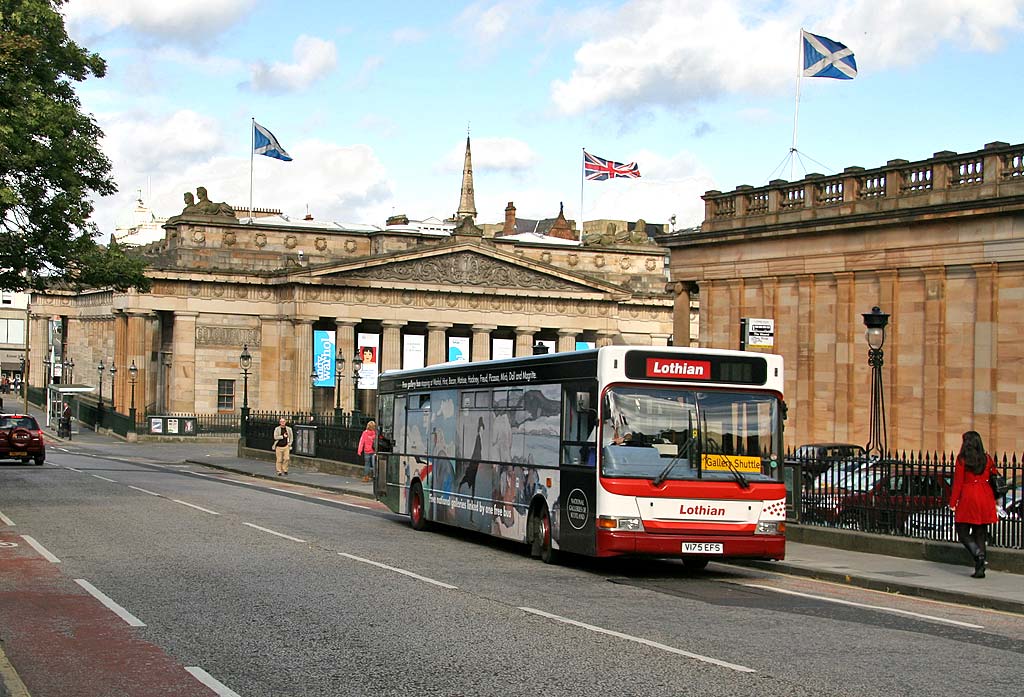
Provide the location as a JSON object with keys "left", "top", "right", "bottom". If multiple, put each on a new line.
{"left": 584, "top": 151, "right": 641, "bottom": 181}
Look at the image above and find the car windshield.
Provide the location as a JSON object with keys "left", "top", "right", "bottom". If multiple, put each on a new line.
{"left": 0, "top": 416, "right": 38, "bottom": 430}
{"left": 599, "top": 386, "right": 781, "bottom": 482}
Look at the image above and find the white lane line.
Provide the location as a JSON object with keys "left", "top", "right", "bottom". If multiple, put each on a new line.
{"left": 21, "top": 535, "right": 60, "bottom": 563}
{"left": 519, "top": 607, "right": 756, "bottom": 673}
{"left": 338, "top": 552, "right": 457, "bottom": 590}
{"left": 172, "top": 499, "right": 220, "bottom": 515}
{"left": 91, "top": 474, "right": 118, "bottom": 483}
{"left": 74, "top": 579, "right": 146, "bottom": 627}
{"left": 741, "top": 584, "right": 984, "bottom": 629}
{"left": 309, "top": 494, "right": 370, "bottom": 509}
{"left": 127, "top": 485, "right": 162, "bottom": 497}
{"left": 64, "top": 466, "right": 83, "bottom": 472}
{"left": 242, "top": 522, "right": 306, "bottom": 543}
{"left": 0, "top": 510, "right": 14, "bottom": 526}
{"left": 185, "top": 667, "right": 242, "bottom": 697}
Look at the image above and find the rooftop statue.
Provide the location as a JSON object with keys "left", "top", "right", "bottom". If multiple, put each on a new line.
{"left": 179, "top": 187, "right": 236, "bottom": 218}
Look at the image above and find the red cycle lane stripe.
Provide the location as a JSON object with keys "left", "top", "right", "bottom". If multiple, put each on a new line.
{"left": 0, "top": 532, "right": 213, "bottom": 697}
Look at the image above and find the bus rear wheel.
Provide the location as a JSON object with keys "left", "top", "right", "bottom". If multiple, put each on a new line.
{"left": 531, "top": 505, "right": 558, "bottom": 565}
{"left": 409, "top": 482, "right": 427, "bottom": 531}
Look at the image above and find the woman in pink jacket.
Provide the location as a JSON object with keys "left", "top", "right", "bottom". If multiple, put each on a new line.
{"left": 357, "top": 420, "right": 377, "bottom": 482}
{"left": 948, "top": 431, "right": 1000, "bottom": 578}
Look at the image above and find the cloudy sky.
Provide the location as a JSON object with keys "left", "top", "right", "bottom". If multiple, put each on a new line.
{"left": 64, "top": 0, "right": 1024, "bottom": 234}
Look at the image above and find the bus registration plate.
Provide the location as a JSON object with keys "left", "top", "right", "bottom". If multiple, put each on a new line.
{"left": 682, "top": 543, "right": 722, "bottom": 554}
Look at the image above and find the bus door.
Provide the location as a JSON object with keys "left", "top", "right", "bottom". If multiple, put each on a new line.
{"left": 558, "top": 381, "right": 598, "bottom": 555}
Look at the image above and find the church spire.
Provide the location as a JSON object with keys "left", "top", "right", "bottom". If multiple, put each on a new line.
{"left": 455, "top": 132, "right": 477, "bottom": 221}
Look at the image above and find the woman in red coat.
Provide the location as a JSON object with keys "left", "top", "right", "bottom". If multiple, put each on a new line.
{"left": 948, "top": 431, "right": 1000, "bottom": 578}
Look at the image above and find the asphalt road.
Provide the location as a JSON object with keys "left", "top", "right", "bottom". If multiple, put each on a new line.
{"left": 1, "top": 442, "right": 1022, "bottom": 697}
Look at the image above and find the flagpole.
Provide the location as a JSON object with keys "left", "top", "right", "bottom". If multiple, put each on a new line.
{"left": 579, "top": 148, "right": 585, "bottom": 244}
{"left": 248, "top": 117, "right": 255, "bottom": 224}
{"left": 790, "top": 30, "right": 803, "bottom": 181}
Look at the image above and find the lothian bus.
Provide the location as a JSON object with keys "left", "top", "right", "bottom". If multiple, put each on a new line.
{"left": 372, "top": 345, "right": 787, "bottom": 569}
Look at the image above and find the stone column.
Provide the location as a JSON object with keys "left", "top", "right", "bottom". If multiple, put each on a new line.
{"left": 472, "top": 324, "right": 497, "bottom": 361}
{"left": 427, "top": 322, "right": 452, "bottom": 366}
{"left": 515, "top": 326, "right": 540, "bottom": 356}
{"left": 972, "top": 264, "right": 997, "bottom": 448}
{"left": 126, "top": 309, "right": 154, "bottom": 415}
{"left": 170, "top": 312, "right": 199, "bottom": 412}
{"left": 381, "top": 320, "right": 404, "bottom": 372}
{"left": 335, "top": 319, "right": 358, "bottom": 413}
{"left": 595, "top": 329, "right": 617, "bottom": 348}
{"left": 294, "top": 318, "right": 315, "bottom": 413}
{"left": 556, "top": 328, "right": 580, "bottom": 353}
{"left": 28, "top": 313, "right": 49, "bottom": 389}
{"left": 650, "top": 333, "right": 671, "bottom": 347}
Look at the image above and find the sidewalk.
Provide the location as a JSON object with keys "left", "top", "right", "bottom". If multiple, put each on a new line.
{"left": 21, "top": 401, "right": 1024, "bottom": 615}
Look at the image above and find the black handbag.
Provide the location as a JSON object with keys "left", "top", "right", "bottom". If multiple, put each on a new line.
{"left": 989, "top": 471, "right": 1010, "bottom": 499}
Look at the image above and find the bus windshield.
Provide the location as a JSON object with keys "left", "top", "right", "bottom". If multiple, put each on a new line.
{"left": 600, "top": 386, "right": 781, "bottom": 482}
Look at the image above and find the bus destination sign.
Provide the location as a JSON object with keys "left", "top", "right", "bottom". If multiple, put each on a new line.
{"left": 625, "top": 351, "right": 768, "bottom": 386}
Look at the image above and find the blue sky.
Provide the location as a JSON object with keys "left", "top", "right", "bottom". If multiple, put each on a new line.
{"left": 64, "top": 0, "right": 1024, "bottom": 235}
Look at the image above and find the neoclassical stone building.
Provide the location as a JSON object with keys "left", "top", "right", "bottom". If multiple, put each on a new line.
{"left": 28, "top": 142, "right": 672, "bottom": 418}
{"left": 661, "top": 140, "right": 1024, "bottom": 455}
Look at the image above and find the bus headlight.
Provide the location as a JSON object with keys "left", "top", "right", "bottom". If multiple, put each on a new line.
{"left": 597, "top": 516, "right": 644, "bottom": 532}
{"left": 755, "top": 521, "right": 784, "bottom": 535}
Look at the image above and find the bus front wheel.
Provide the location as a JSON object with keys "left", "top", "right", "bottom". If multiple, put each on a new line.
{"left": 531, "top": 505, "right": 558, "bottom": 565}
{"left": 409, "top": 482, "right": 427, "bottom": 531}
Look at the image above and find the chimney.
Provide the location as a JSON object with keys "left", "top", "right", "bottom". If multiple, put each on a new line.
{"left": 503, "top": 202, "right": 516, "bottom": 236}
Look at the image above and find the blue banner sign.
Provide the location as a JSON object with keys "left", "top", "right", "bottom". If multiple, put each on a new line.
{"left": 313, "top": 330, "right": 336, "bottom": 387}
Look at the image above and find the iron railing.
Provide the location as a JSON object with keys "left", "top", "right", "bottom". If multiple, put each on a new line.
{"left": 243, "top": 410, "right": 368, "bottom": 462}
{"left": 787, "top": 449, "right": 1023, "bottom": 549}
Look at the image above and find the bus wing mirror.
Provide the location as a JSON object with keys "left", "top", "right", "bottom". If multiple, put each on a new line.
{"left": 575, "top": 392, "right": 591, "bottom": 412}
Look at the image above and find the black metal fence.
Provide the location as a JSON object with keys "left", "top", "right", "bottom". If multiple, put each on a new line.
{"left": 788, "top": 449, "right": 1023, "bottom": 549}
{"left": 243, "top": 410, "right": 369, "bottom": 463}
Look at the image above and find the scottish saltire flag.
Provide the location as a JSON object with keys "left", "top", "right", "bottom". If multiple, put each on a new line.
{"left": 584, "top": 151, "right": 641, "bottom": 180}
{"left": 801, "top": 30, "right": 857, "bottom": 79}
{"left": 253, "top": 121, "right": 293, "bottom": 161}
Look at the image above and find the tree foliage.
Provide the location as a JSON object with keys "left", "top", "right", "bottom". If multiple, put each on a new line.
{"left": 0, "top": 0, "right": 150, "bottom": 292}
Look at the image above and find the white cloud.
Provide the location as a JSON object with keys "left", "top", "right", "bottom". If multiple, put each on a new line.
{"left": 437, "top": 137, "right": 538, "bottom": 174}
{"left": 246, "top": 35, "right": 338, "bottom": 93}
{"left": 349, "top": 56, "right": 385, "bottom": 89}
{"left": 391, "top": 27, "right": 427, "bottom": 44}
{"left": 100, "top": 109, "right": 227, "bottom": 173}
{"left": 551, "top": 0, "right": 1024, "bottom": 117}
{"left": 454, "top": 0, "right": 541, "bottom": 47}
{"left": 65, "top": 0, "right": 256, "bottom": 42}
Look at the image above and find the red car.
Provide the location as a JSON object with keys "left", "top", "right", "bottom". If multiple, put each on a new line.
{"left": 0, "top": 414, "right": 46, "bottom": 466}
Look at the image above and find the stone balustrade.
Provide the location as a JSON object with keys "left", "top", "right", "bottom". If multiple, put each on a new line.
{"left": 701, "top": 141, "right": 1024, "bottom": 233}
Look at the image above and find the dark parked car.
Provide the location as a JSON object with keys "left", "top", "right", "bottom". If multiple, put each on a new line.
{"left": 0, "top": 414, "right": 46, "bottom": 466}
{"left": 787, "top": 442, "right": 869, "bottom": 482}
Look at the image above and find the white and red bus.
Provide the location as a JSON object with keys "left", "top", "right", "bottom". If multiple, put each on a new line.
{"left": 373, "top": 346, "right": 786, "bottom": 569}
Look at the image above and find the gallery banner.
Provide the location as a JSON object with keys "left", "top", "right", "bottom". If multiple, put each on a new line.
{"left": 357, "top": 332, "right": 380, "bottom": 389}
{"left": 403, "top": 334, "right": 425, "bottom": 370}
{"left": 492, "top": 338, "right": 514, "bottom": 360}
{"left": 448, "top": 336, "right": 470, "bottom": 363}
{"left": 313, "top": 330, "right": 336, "bottom": 387}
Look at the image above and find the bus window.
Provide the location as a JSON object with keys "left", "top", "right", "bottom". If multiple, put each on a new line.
{"left": 561, "top": 380, "right": 597, "bottom": 466}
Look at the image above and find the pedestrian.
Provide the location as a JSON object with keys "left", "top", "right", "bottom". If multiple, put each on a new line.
{"left": 61, "top": 402, "right": 71, "bottom": 439}
{"left": 357, "top": 420, "right": 377, "bottom": 482}
{"left": 272, "top": 417, "right": 293, "bottom": 477}
{"left": 949, "top": 430, "right": 1001, "bottom": 578}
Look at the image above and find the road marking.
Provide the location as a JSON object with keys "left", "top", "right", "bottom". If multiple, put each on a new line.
{"left": 128, "top": 485, "right": 162, "bottom": 497}
{"left": 74, "top": 579, "right": 146, "bottom": 627}
{"left": 21, "top": 535, "right": 60, "bottom": 563}
{"left": 185, "top": 667, "right": 242, "bottom": 697}
{"left": 519, "top": 607, "right": 757, "bottom": 673}
{"left": 309, "top": 494, "right": 370, "bottom": 509}
{"left": 64, "top": 466, "right": 83, "bottom": 472}
{"left": 0, "top": 510, "right": 14, "bottom": 526}
{"left": 338, "top": 552, "right": 457, "bottom": 589}
{"left": 172, "top": 499, "right": 220, "bottom": 515}
{"left": 242, "top": 522, "right": 307, "bottom": 543}
{"left": 91, "top": 474, "right": 118, "bottom": 483}
{"left": 741, "top": 584, "right": 984, "bottom": 629}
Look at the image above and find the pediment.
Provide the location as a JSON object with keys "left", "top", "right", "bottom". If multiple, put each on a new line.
{"left": 303, "top": 245, "right": 626, "bottom": 295}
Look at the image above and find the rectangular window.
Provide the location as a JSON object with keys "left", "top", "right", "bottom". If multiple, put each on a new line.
{"left": 217, "top": 379, "right": 235, "bottom": 412}
{"left": 1, "top": 292, "right": 12, "bottom": 305}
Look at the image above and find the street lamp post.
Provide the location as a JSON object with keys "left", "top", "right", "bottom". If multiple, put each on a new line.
{"left": 43, "top": 357, "right": 52, "bottom": 427}
{"left": 862, "top": 306, "right": 890, "bottom": 457}
{"left": 309, "top": 368, "right": 318, "bottom": 417}
{"left": 239, "top": 344, "right": 251, "bottom": 439}
{"left": 18, "top": 356, "right": 26, "bottom": 413}
{"left": 352, "top": 352, "right": 364, "bottom": 421}
{"left": 97, "top": 359, "right": 105, "bottom": 431}
{"left": 334, "top": 348, "right": 345, "bottom": 418}
{"left": 63, "top": 358, "right": 74, "bottom": 385}
{"left": 128, "top": 360, "right": 138, "bottom": 434}
{"left": 108, "top": 363, "right": 116, "bottom": 411}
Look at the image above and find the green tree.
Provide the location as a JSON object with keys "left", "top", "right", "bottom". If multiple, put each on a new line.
{"left": 0, "top": 0, "right": 150, "bottom": 292}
